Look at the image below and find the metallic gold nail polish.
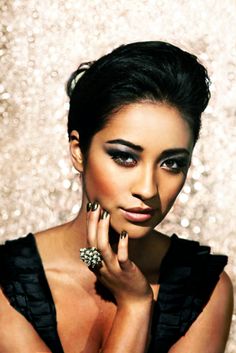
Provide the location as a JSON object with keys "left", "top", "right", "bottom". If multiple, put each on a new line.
{"left": 101, "top": 210, "right": 109, "bottom": 219}
{"left": 92, "top": 201, "right": 99, "bottom": 211}
{"left": 120, "top": 230, "right": 128, "bottom": 239}
{"left": 87, "top": 202, "right": 92, "bottom": 212}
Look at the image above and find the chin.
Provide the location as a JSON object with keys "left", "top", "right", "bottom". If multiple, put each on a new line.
{"left": 109, "top": 217, "right": 154, "bottom": 239}
{"left": 107, "top": 208, "right": 165, "bottom": 239}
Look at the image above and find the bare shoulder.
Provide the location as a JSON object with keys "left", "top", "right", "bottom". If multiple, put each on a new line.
{"left": 208, "top": 271, "right": 234, "bottom": 327}
{"left": 216, "top": 271, "right": 234, "bottom": 300}
{"left": 213, "top": 271, "right": 234, "bottom": 326}
{"left": 0, "top": 289, "right": 51, "bottom": 352}
{"left": 211, "top": 271, "right": 234, "bottom": 323}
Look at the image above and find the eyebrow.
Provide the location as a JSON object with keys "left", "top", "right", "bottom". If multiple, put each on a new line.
{"left": 106, "top": 139, "right": 143, "bottom": 151}
{"left": 159, "top": 149, "right": 190, "bottom": 159}
{"left": 105, "top": 139, "right": 190, "bottom": 157}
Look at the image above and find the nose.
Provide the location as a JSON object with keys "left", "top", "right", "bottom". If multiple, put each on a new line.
{"left": 131, "top": 165, "right": 158, "bottom": 201}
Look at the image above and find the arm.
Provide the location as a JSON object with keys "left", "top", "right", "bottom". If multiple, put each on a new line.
{"left": 169, "top": 271, "right": 234, "bottom": 353}
{"left": 0, "top": 289, "right": 52, "bottom": 353}
{"left": 87, "top": 204, "right": 154, "bottom": 353}
{"left": 102, "top": 300, "right": 153, "bottom": 353}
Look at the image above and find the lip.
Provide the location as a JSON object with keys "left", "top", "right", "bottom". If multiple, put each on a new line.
{"left": 125, "top": 207, "right": 155, "bottom": 214}
{"left": 120, "top": 207, "right": 155, "bottom": 222}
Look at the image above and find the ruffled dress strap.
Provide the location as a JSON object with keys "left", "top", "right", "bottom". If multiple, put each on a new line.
{"left": 149, "top": 234, "right": 228, "bottom": 353}
{"left": 0, "top": 233, "right": 64, "bottom": 353}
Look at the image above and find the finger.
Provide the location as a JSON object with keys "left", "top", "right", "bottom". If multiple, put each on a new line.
{"left": 87, "top": 201, "right": 100, "bottom": 247}
{"left": 117, "top": 231, "right": 133, "bottom": 271}
{"left": 97, "top": 210, "right": 115, "bottom": 265}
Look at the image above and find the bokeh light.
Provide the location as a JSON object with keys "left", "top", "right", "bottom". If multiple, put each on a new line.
{"left": 0, "top": 1, "right": 235, "bottom": 351}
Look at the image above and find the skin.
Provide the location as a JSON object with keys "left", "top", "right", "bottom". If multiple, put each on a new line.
{"left": 0, "top": 102, "right": 233, "bottom": 353}
{"left": 80, "top": 103, "right": 193, "bottom": 238}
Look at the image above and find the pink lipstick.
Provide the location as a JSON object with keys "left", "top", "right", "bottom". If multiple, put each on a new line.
{"left": 120, "top": 207, "right": 155, "bottom": 222}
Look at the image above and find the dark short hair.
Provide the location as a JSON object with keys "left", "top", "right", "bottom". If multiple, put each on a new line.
{"left": 66, "top": 41, "right": 211, "bottom": 156}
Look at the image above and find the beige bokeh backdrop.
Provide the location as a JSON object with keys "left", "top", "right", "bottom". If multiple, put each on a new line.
{"left": 0, "top": 0, "right": 235, "bottom": 351}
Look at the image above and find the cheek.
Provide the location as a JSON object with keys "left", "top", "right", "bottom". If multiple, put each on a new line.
{"left": 159, "top": 175, "right": 186, "bottom": 210}
{"left": 83, "top": 158, "right": 124, "bottom": 202}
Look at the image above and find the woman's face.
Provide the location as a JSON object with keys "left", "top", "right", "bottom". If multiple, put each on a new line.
{"left": 82, "top": 102, "right": 194, "bottom": 238}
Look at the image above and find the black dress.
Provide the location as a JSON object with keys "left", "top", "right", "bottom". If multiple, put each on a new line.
{"left": 0, "top": 233, "right": 227, "bottom": 353}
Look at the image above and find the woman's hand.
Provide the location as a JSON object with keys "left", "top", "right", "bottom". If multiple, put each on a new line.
{"left": 86, "top": 202, "right": 153, "bottom": 308}
{"left": 85, "top": 202, "right": 154, "bottom": 353}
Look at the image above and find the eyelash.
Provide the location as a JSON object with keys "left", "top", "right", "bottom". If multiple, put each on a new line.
{"left": 161, "top": 159, "right": 189, "bottom": 173}
{"left": 109, "top": 151, "right": 138, "bottom": 167}
{"left": 108, "top": 150, "right": 189, "bottom": 172}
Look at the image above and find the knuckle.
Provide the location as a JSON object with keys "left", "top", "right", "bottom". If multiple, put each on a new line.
{"left": 119, "top": 259, "right": 133, "bottom": 270}
{"left": 119, "top": 258, "right": 128, "bottom": 265}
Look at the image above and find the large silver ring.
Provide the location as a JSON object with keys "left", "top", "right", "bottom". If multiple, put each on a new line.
{"left": 80, "top": 247, "right": 102, "bottom": 268}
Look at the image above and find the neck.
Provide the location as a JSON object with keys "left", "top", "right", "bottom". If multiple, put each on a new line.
{"left": 62, "top": 200, "right": 165, "bottom": 276}
{"left": 65, "top": 208, "right": 150, "bottom": 263}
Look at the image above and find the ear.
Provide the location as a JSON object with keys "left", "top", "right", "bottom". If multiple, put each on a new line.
{"left": 69, "top": 130, "right": 84, "bottom": 173}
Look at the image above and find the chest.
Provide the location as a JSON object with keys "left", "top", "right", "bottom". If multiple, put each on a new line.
{"left": 45, "top": 269, "right": 115, "bottom": 353}
{"left": 46, "top": 269, "right": 160, "bottom": 353}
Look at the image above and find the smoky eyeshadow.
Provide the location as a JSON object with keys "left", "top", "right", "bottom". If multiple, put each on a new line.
{"left": 164, "top": 155, "right": 189, "bottom": 163}
{"left": 104, "top": 143, "right": 190, "bottom": 165}
{"left": 105, "top": 146, "right": 139, "bottom": 159}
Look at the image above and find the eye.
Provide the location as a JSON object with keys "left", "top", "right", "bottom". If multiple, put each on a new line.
{"left": 161, "top": 158, "right": 189, "bottom": 173}
{"left": 108, "top": 150, "right": 138, "bottom": 167}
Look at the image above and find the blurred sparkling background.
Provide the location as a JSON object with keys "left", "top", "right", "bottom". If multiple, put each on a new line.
{"left": 0, "top": 0, "right": 235, "bottom": 351}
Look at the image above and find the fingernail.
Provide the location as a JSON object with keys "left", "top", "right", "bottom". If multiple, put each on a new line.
{"left": 87, "top": 202, "right": 92, "bottom": 212}
{"left": 101, "top": 210, "right": 109, "bottom": 219}
{"left": 120, "top": 230, "right": 128, "bottom": 239}
{"left": 92, "top": 201, "right": 99, "bottom": 211}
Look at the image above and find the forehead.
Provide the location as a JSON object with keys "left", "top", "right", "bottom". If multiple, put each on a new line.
{"left": 94, "top": 102, "right": 194, "bottom": 151}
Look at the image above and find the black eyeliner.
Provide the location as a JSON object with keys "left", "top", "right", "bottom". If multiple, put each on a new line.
{"left": 161, "top": 156, "right": 190, "bottom": 173}
{"left": 105, "top": 148, "right": 138, "bottom": 167}
{"left": 105, "top": 148, "right": 139, "bottom": 159}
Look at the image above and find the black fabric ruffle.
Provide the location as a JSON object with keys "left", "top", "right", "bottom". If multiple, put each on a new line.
{"left": 0, "top": 234, "right": 64, "bottom": 353}
{"left": 148, "top": 234, "right": 228, "bottom": 353}
{"left": 0, "top": 233, "right": 227, "bottom": 353}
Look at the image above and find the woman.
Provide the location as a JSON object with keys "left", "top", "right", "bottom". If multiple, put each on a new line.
{"left": 0, "top": 41, "right": 233, "bottom": 353}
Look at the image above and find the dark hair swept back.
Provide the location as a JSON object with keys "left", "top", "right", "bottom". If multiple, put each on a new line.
{"left": 66, "top": 41, "right": 211, "bottom": 156}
